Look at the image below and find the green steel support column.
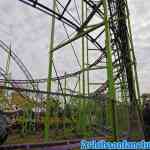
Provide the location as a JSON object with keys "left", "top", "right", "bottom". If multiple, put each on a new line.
{"left": 79, "top": 75, "right": 81, "bottom": 93}
{"left": 81, "top": 0, "right": 85, "bottom": 95}
{"left": 45, "top": 0, "right": 56, "bottom": 142}
{"left": 80, "top": 0, "right": 86, "bottom": 131}
{"left": 5, "top": 45, "right": 11, "bottom": 79}
{"left": 125, "top": 0, "right": 140, "bottom": 103}
{"left": 103, "top": 0, "right": 117, "bottom": 140}
{"left": 125, "top": 0, "right": 144, "bottom": 136}
{"left": 86, "top": 2, "right": 90, "bottom": 95}
{"left": 114, "top": 51, "right": 127, "bottom": 103}
{"left": 2, "top": 44, "right": 11, "bottom": 110}
{"left": 63, "top": 73, "right": 67, "bottom": 130}
{"left": 64, "top": 72, "right": 67, "bottom": 94}
{"left": 47, "top": 0, "right": 56, "bottom": 96}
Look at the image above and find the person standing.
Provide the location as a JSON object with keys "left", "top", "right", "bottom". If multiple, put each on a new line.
{"left": 0, "top": 110, "right": 8, "bottom": 144}
{"left": 143, "top": 101, "right": 150, "bottom": 141}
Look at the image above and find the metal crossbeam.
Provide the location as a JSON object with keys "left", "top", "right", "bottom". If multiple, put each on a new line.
{"left": 18, "top": 0, "right": 79, "bottom": 30}
{"left": 58, "top": 0, "right": 72, "bottom": 20}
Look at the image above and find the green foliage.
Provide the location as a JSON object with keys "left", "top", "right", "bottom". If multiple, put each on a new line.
{"left": 12, "top": 95, "right": 133, "bottom": 141}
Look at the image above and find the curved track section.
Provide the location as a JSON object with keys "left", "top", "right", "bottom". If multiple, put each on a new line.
{"left": 0, "top": 40, "right": 38, "bottom": 90}
{"left": 0, "top": 53, "right": 105, "bottom": 84}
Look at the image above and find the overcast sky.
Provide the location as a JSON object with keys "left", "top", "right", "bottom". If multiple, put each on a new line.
{"left": 129, "top": 0, "right": 150, "bottom": 94}
{"left": 0, "top": 0, "right": 149, "bottom": 94}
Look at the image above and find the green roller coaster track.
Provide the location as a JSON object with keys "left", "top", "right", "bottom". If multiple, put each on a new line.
{"left": 0, "top": 0, "right": 144, "bottom": 143}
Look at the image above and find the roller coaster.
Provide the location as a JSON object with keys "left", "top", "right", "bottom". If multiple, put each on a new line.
{"left": 0, "top": 0, "right": 144, "bottom": 147}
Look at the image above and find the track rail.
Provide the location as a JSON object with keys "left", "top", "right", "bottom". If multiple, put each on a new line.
{"left": 0, "top": 139, "right": 80, "bottom": 150}
{"left": 0, "top": 135, "right": 130, "bottom": 150}
{"left": 0, "top": 40, "right": 37, "bottom": 90}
